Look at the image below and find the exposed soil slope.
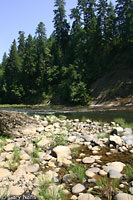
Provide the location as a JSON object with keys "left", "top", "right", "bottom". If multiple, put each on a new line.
{"left": 90, "top": 67, "right": 133, "bottom": 107}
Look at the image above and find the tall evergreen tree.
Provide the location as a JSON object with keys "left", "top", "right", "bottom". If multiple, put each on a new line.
{"left": 18, "top": 31, "right": 25, "bottom": 58}
{"left": 22, "top": 34, "right": 37, "bottom": 102}
{"left": 105, "top": 2, "right": 116, "bottom": 42}
{"left": 53, "top": 0, "right": 70, "bottom": 45}
{"left": 3, "top": 40, "right": 22, "bottom": 103}
{"left": 53, "top": 0, "right": 70, "bottom": 66}
{"left": 115, "top": 0, "right": 133, "bottom": 42}
{"left": 35, "top": 22, "right": 47, "bottom": 95}
{"left": 96, "top": 0, "right": 108, "bottom": 40}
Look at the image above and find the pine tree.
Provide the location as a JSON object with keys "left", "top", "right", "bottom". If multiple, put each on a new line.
{"left": 53, "top": 0, "right": 70, "bottom": 45}
{"left": 35, "top": 22, "right": 47, "bottom": 96}
{"left": 115, "top": 0, "right": 133, "bottom": 42}
{"left": 96, "top": 0, "right": 108, "bottom": 40}
{"left": 22, "top": 34, "right": 37, "bottom": 102}
{"left": 18, "top": 31, "right": 25, "bottom": 58}
{"left": 53, "top": 0, "right": 70, "bottom": 66}
{"left": 3, "top": 40, "right": 22, "bottom": 103}
{"left": 105, "top": 2, "right": 116, "bottom": 42}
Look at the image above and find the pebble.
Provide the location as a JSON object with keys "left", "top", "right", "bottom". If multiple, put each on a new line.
{"left": 129, "top": 187, "right": 133, "bottom": 195}
{"left": 78, "top": 193, "right": 96, "bottom": 200}
{"left": 72, "top": 184, "right": 85, "bottom": 194}
{"left": 86, "top": 170, "right": 95, "bottom": 178}
{"left": 82, "top": 157, "right": 95, "bottom": 164}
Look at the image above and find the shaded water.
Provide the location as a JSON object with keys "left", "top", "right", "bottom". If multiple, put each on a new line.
{"left": 0, "top": 107, "right": 133, "bottom": 123}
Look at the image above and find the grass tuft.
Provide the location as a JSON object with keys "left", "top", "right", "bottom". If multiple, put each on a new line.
{"left": 124, "top": 165, "right": 133, "bottom": 180}
{"left": 95, "top": 177, "right": 119, "bottom": 200}
{"left": 8, "top": 146, "right": 21, "bottom": 171}
{"left": 69, "top": 162, "right": 86, "bottom": 183}
{"left": 38, "top": 178, "right": 66, "bottom": 200}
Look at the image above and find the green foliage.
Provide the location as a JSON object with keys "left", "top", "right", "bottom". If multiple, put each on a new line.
{"left": 114, "top": 118, "right": 125, "bottom": 125}
{"left": 8, "top": 146, "right": 21, "bottom": 171}
{"left": 69, "top": 163, "right": 86, "bottom": 183}
{"left": 95, "top": 177, "right": 119, "bottom": 200}
{"left": 124, "top": 165, "right": 133, "bottom": 180}
{"left": 31, "top": 147, "right": 41, "bottom": 164}
{"left": 38, "top": 177, "right": 66, "bottom": 200}
{"left": 49, "top": 134, "right": 69, "bottom": 149}
{"left": 71, "top": 147, "right": 79, "bottom": 157}
{"left": 97, "top": 132, "right": 109, "bottom": 139}
{"left": 65, "top": 122, "right": 72, "bottom": 131}
{"left": 0, "top": 0, "right": 132, "bottom": 105}
{"left": 114, "top": 118, "right": 133, "bottom": 129}
{"left": 0, "top": 141, "right": 5, "bottom": 154}
{"left": 58, "top": 115, "right": 67, "bottom": 120}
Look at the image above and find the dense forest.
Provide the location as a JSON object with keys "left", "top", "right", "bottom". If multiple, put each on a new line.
{"left": 0, "top": 0, "right": 132, "bottom": 105}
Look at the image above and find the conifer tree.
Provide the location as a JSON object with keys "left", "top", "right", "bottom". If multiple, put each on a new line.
{"left": 18, "top": 31, "right": 25, "bottom": 58}
{"left": 115, "top": 0, "right": 133, "bottom": 42}
{"left": 22, "top": 34, "right": 37, "bottom": 102}
{"left": 53, "top": 0, "right": 70, "bottom": 66}
{"left": 35, "top": 22, "right": 47, "bottom": 96}
{"left": 3, "top": 40, "right": 22, "bottom": 103}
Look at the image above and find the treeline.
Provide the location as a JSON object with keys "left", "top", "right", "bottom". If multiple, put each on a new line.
{"left": 0, "top": 0, "right": 132, "bottom": 105}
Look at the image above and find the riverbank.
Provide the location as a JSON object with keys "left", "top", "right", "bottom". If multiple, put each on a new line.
{"left": 0, "top": 112, "right": 133, "bottom": 200}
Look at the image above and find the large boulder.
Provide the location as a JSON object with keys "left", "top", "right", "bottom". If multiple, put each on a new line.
{"left": 53, "top": 145, "right": 72, "bottom": 165}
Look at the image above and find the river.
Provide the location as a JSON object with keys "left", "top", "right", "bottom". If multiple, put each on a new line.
{"left": 0, "top": 106, "right": 133, "bottom": 123}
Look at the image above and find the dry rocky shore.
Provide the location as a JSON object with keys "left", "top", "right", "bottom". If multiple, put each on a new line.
{"left": 0, "top": 111, "right": 133, "bottom": 200}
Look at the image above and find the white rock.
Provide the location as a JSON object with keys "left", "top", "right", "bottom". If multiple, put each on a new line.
{"left": 70, "top": 195, "right": 78, "bottom": 200}
{"left": 21, "top": 126, "right": 37, "bottom": 136}
{"left": 115, "top": 193, "right": 133, "bottom": 200}
{"left": 78, "top": 193, "right": 96, "bottom": 200}
{"left": 87, "top": 167, "right": 100, "bottom": 173}
{"left": 110, "top": 135, "right": 122, "bottom": 145}
{"left": 72, "top": 183, "right": 85, "bottom": 194}
{"left": 53, "top": 145, "right": 71, "bottom": 165}
{"left": 4, "top": 143, "right": 15, "bottom": 152}
{"left": 108, "top": 170, "right": 123, "bottom": 179}
{"left": 0, "top": 168, "right": 12, "bottom": 180}
{"left": 8, "top": 186, "right": 24, "bottom": 195}
{"left": 25, "top": 143, "right": 34, "bottom": 154}
{"left": 86, "top": 170, "right": 95, "bottom": 178}
{"left": 20, "top": 150, "right": 31, "bottom": 160}
{"left": 124, "top": 128, "right": 132, "bottom": 135}
{"left": 103, "top": 162, "right": 125, "bottom": 173}
{"left": 114, "top": 127, "right": 124, "bottom": 133}
{"left": 26, "top": 164, "right": 39, "bottom": 173}
{"left": 36, "top": 126, "right": 45, "bottom": 132}
{"left": 37, "top": 138, "right": 50, "bottom": 148}
{"left": 67, "top": 136, "right": 77, "bottom": 143}
{"left": 99, "top": 170, "right": 107, "bottom": 176}
{"left": 41, "top": 120, "right": 48, "bottom": 127}
{"left": 82, "top": 157, "right": 95, "bottom": 164}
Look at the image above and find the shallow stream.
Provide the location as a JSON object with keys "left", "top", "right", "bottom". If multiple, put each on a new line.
{"left": 0, "top": 106, "right": 133, "bottom": 123}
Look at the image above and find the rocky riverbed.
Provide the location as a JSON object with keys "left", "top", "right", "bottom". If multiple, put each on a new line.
{"left": 0, "top": 112, "right": 133, "bottom": 200}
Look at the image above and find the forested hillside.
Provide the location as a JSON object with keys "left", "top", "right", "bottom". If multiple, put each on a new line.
{"left": 0, "top": 0, "right": 132, "bottom": 105}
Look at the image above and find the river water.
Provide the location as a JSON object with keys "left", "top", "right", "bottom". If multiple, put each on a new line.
{"left": 0, "top": 106, "right": 133, "bottom": 123}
